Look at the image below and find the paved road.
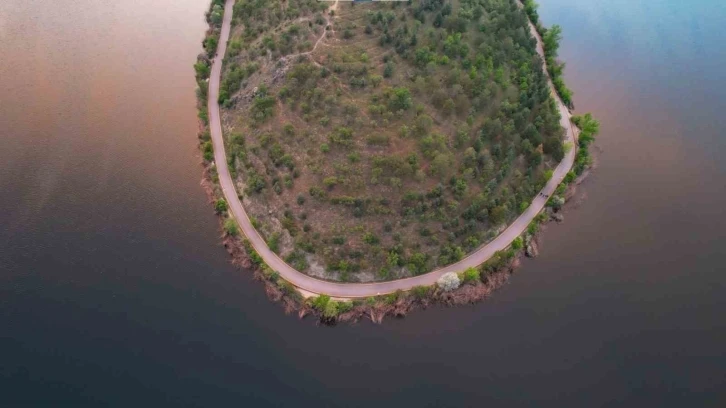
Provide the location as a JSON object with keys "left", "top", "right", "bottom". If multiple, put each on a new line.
{"left": 208, "top": 0, "right": 578, "bottom": 297}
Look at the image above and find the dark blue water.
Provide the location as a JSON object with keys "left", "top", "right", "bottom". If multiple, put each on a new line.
{"left": 1, "top": 0, "right": 725, "bottom": 406}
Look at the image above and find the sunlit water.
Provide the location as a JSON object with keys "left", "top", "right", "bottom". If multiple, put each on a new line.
{"left": 1, "top": 0, "right": 724, "bottom": 405}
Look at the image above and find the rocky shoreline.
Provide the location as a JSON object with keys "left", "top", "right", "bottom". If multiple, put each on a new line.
{"left": 198, "top": 153, "right": 590, "bottom": 324}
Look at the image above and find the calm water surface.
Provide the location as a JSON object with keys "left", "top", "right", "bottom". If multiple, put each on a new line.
{"left": 1, "top": 0, "right": 725, "bottom": 406}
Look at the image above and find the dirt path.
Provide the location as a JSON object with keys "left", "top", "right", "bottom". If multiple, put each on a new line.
{"left": 279, "top": 0, "right": 338, "bottom": 67}
{"left": 208, "top": 0, "right": 578, "bottom": 298}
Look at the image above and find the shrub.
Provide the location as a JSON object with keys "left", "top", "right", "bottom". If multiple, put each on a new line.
{"left": 323, "top": 177, "right": 338, "bottom": 189}
{"left": 283, "top": 123, "right": 295, "bottom": 137}
{"left": 411, "top": 285, "right": 431, "bottom": 299}
{"left": 214, "top": 199, "right": 228, "bottom": 214}
{"left": 388, "top": 87, "right": 412, "bottom": 111}
{"left": 551, "top": 195, "right": 566, "bottom": 210}
{"left": 224, "top": 218, "right": 239, "bottom": 236}
{"left": 323, "top": 301, "right": 340, "bottom": 319}
{"left": 246, "top": 171, "right": 266, "bottom": 194}
{"left": 366, "top": 133, "right": 390, "bottom": 146}
{"left": 251, "top": 95, "right": 276, "bottom": 123}
{"left": 311, "top": 294, "right": 331, "bottom": 311}
{"left": 202, "top": 141, "right": 214, "bottom": 162}
{"left": 309, "top": 186, "right": 326, "bottom": 199}
{"left": 512, "top": 236, "right": 524, "bottom": 250}
{"left": 267, "top": 232, "right": 281, "bottom": 253}
{"left": 363, "top": 232, "right": 380, "bottom": 245}
{"left": 383, "top": 62, "right": 394, "bottom": 78}
{"left": 461, "top": 267, "right": 480, "bottom": 283}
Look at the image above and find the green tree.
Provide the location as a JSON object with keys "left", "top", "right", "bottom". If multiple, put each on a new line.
{"left": 543, "top": 25, "right": 562, "bottom": 59}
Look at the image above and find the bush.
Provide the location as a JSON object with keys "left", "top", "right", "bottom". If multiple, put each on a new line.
{"left": 224, "top": 218, "right": 239, "bottom": 236}
{"left": 251, "top": 95, "right": 276, "bottom": 123}
{"left": 512, "top": 236, "right": 524, "bottom": 250}
{"left": 411, "top": 285, "right": 431, "bottom": 299}
{"left": 323, "top": 177, "right": 338, "bottom": 189}
{"left": 267, "top": 232, "right": 281, "bottom": 253}
{"left": 550, "top": 195, "right": 565, "bottom": 210}
{"left": 388, "top": 87, "right": 412, "bottom": 111}
{"left": 214, "top": 199, "right": 228, "bottom": 214}
{"left": 200, "top": 139, "right": 214, "bottom": 160}
{"left": 311, "top": 294, "right": 330, "bottom": 311}
{"left": 461, "top": 267, "right": 480, "bottom": 283}
{"left": 309, "top": 186, "right": 326, "bottom": 199}
{"left": 363, "top": 232, "right": 380, "bottom": 245}
{"left": 383, "top": 62, "right": 394, "bottom": 78}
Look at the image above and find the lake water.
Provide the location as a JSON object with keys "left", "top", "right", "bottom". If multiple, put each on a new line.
{"left": 1, "top": 0, "right": 724, "bottom": 406}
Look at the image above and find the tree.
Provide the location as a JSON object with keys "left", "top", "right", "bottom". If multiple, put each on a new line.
{"left": 490, "top": 205, "right": 508, "bottom": 225}
{"left": 209, "top": 4, "right": 224, "bottom": 26}
{"left": 414, "top": 47, "right": 434, "bottom": 68}
{"left": 543, "top": 25, "right": 562, "bottom": 59}
{"left": 407, "top": 252, "right": 428, "bottom": 275}
{"left": 388, "top": 87, "right": 412, "bottom": 111}
{"left": 383, "top": 62, "right": 394, "bottom": 78}
{"left": 550, "top": 195, "right": 565, "bottom": 210}
{"left": 572, "top": 113, "right": 600, "bottom": 146}
{"left": 194, "top": 61, "right": 210, "bottom": 80}
{"left": 251, "top": 95, "right": 276, "bottom": 123}
{"left": 437, "top": 272, "right": 460, "bottom": 291}
{"left": 204, "top": 35, "right": 218, "bottom": 57}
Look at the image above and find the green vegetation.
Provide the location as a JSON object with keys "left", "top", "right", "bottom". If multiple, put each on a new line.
{"left": 460, "top": 267, "right": 480, "bottom": 283}
{"left": 522, "top": 0, "right": 573, "bottom": 108}
{"left": 572, "top": 113, "right": 600, "bottom": 175}
{"left": 224, "top": 218, "right": 239, "bottom": 236}
{"left": 215, "top": 198, "right": 228, "bottom": 214}
{"left": 217, "top": 0, "right": 572, "bottom": 282}
{"left": 512, "top": 236, "right": 524, "bottom": 250}
{"left": 310, "top": 295, "right": 352, "bottom": 320}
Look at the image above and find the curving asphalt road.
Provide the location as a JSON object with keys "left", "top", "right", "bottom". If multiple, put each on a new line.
{"left": 208, "top": 0, "right": 578, "bottom": 297}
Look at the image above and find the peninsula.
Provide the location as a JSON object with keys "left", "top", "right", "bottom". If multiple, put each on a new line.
{"left": 195, "top": 0, "right": 598, "bottom": 320}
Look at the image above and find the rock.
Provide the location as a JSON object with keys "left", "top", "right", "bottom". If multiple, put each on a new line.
{"left": 552, "top": 213, "right": 564, "bottom": 223}
{"left": 525, "top": 235, "right": 539, "bottom": 258}
{"left": 196, "top": 53, "right": 210, "bottom": 64}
